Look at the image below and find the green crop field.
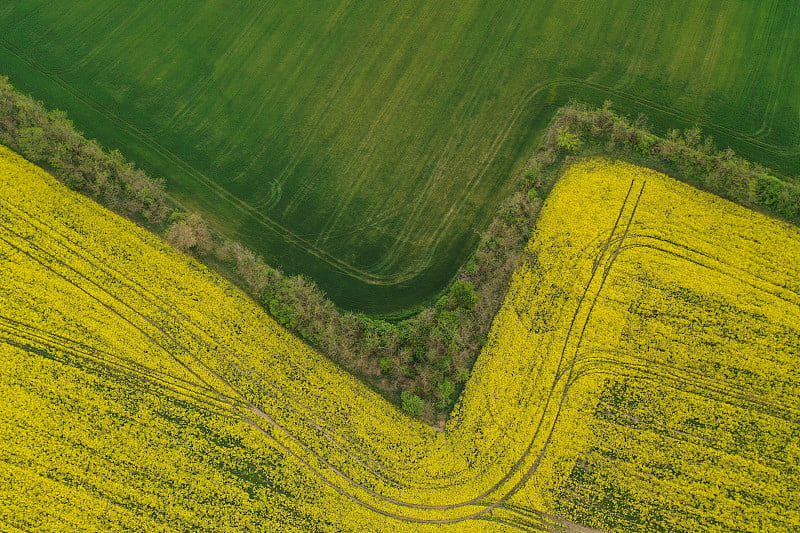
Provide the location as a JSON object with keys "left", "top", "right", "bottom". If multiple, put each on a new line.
{"left": 1, "top": 0, "right": 798, "bottom": 313}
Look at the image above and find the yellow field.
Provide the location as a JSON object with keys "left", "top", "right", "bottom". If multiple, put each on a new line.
{"left": 0, "top": 147, "right": 798, "bottom": 532}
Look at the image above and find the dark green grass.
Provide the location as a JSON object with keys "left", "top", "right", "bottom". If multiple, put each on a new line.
{"left": 1, "top": 0, "right": 798, "bottom": 313}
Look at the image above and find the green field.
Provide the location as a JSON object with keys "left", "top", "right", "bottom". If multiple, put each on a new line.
{"left": 2, "top": 0, "right": 798, "bottom": 313}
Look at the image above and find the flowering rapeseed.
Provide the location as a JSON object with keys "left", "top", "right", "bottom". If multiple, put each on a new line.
{"left": 0, "top": 148, "right": 797, "bottom": 531}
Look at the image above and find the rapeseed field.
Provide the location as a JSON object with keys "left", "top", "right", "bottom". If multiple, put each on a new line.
{"left": 1, "top": 147, "right": 797, "bottom": 531}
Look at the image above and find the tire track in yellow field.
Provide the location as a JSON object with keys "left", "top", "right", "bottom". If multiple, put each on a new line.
{"left": 0, "top": 196, "right": 409, "bottom": 490}
{"left": 0, "top": 168, "right": 641, "bottom": 526}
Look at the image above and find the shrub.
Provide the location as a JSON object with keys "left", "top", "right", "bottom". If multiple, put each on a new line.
{"left": 436, "top": 379, "right": 456, "bottom": 409}
{"left": 556, "top": 126, "right": 583, "bottom": 151}
{"left": 401, "top": 391, "right": 424, "bottom": 416}
{"left": 267, "top": 298, "right": 298, "bottom": 329}
{"left": 165, "top": 213, "right": 213, "bottom": 254}
{"left": 449, "top": 280, "right": 477, "bottom": 310}
{"left": 756, "top": 174, "right": 800, "bottom": 221}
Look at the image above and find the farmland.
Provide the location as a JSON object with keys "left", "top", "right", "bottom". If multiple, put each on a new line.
{"left": 1, "top": 1, "right": 799, "bottom": 313}
{"left": 1, "top": 146, "right": 797, "bottom": 531}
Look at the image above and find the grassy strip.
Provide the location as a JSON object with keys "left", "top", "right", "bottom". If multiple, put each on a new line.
{"left": 2, "top": 74, "right": 797, "bottom": 424}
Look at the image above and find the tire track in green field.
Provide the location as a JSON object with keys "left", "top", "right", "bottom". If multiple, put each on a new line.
{"left": 54, "top": 2, "right": 158, "bottom": 77}
{"left": 149, "top": 4, "right": 256, "bottom": 138}
{"left": 743, "top": 0, "right": 780, "bottom": 140}
{"left": 0, "top": 37, "right": 416, "bottom": 285}
{"left": 745, "top": 0, "right": 800, "bottom": 141}
{"left": 307, "top": 1, "right": 473, "bottom": 250}
{"left": 1, "top": 29, "right": 445, "bottom": 285}
{"left": 340, "top": 65, "right": 800, "bottom": 280}
{"left": 47, "top": 3, "right": 123, "bottom": 76}
{"left": 3, "top": 28, "right": 797, "bottom": 291}
{"left": 258, "top": 4, "right": 404, "bottom": 214}
{"left": 361, "top": 4, "right": 532, "bottom": 275}
{"left": 277, "top": 2, "right": 428, "bottom": 250}
{"left": 199, "top": 4, "right": 278, "bottom": 184}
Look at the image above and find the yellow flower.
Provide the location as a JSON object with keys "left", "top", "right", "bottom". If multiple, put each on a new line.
{"left": 1, "top": 148, "right": 798, "bottom": 531}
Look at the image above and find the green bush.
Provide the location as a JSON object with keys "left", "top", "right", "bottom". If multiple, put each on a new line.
{"left": 556, "top": 126, "right": 583, "bottom": 151}
{"left": 436, "top": 379, "right": 456, "bottom": 409}
{"left": 450, "top": 280, "right": 477, "bottom": 310}
{"left": 757, "top": 174, "right": 787, "bottom": 209}
{"left": 401, "top": 391, "right": 424, "bottom": 416}
{"left": 267, "top": 298, "right": 298, "bottom": 329}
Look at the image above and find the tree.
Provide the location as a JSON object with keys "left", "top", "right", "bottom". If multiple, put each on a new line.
{"left": 683, "top": 126, "right": 702, "bottom": 147}
{"left": 165, "top": 213, "right": 213, "bottom": 254}
{"left": 17, "top": 126, "right": 48, "bottom": 163}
